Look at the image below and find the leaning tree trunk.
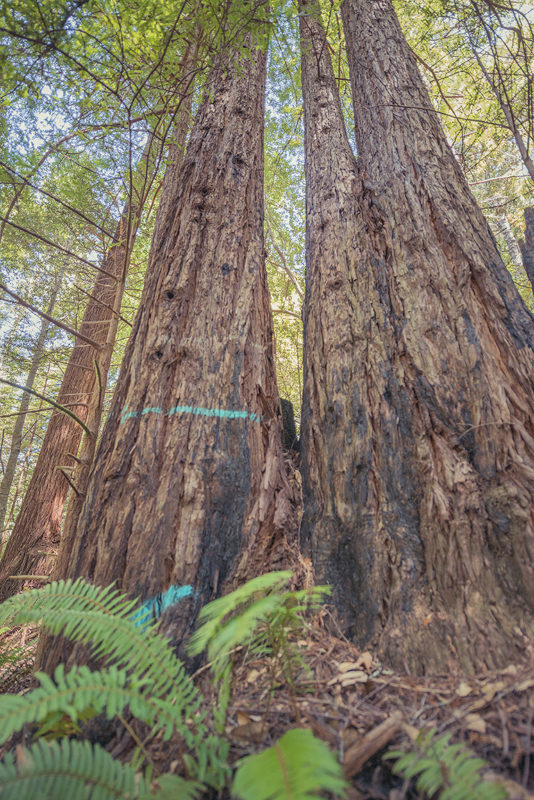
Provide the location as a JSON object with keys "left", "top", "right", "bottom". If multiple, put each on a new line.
{"left": 302, "top": 0, "right": 534, "bottom": 673}
{"left": 0, "top": 137, "right": 158, "bottom": 602}
{"left": 41, "top": 35, "right": 295, "bottom": 672}
{"left": 0, "top": 266, "right": 64, "bottom": 535}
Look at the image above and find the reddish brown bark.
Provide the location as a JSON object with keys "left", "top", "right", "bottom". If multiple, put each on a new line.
{"left": 0, "top": 148, "right": 155, "bottom": 601}
{"left": 41, "top": 37, "right": 295, "bottom": 671}
{"left": 52, "top": 50, "right": 199, "bottom": 601}
{"left": 301, "top": 0, "right": 534, "bottom": 672}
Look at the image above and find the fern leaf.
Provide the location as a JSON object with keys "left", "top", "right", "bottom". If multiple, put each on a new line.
{"left": 0, "top": 738, "right": 150, "bottom": 799}
{"left": 141, "top": 774, "right": 204, "bottom": 799}
{"left": 232, "top": 728, "right": 348, "bottom": 800}
{"left": 0, "top": 663, "right": 199, "bottom": 745}
{"left": 388, "top": 728, "right": 508, "bottom": 800}
{"left": 0, "top": 579, "right": 198, "bottom": 701}
{"left": 0, "top": 580, "right": 207, "bottom": 749}
{"left": 188, "top": 571, "right": 292, "bottom": 654}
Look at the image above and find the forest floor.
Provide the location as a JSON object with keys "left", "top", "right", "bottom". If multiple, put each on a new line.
{"left": 1, "top": 615, "right": 534, "bottom": 799}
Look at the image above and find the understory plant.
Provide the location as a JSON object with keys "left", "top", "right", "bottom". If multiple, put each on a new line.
{"left": 0, "top": 572, "right": 347, "bottom": 800}
{"left": 387, "top": 728, "right": 508, "bottom": 800}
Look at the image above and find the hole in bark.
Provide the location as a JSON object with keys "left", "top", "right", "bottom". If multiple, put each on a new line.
{"left": 166, "top": 291, "right": 175, "bottom": 299}
{"left": 221, "top": 263, "right": 232, "bottom": 275}
{"left": 155, "top": 351, "right": 163, "bottom": 359}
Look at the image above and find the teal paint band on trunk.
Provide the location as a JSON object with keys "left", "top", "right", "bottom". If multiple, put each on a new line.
{"left": 131, "top": 584, "right": 195, "bottom": 629}
{"left": 120, "top": 404, "right": 260, "bottom": 424}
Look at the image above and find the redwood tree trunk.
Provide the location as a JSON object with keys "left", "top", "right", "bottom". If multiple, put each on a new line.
{"left": 302, "top": 0, "right": 534, "bottom": 672}
{"left": 52, "top": 72, "right": 197, "bottom": 594}
{"left": 0, "top": 266, "right": 63, "bottom": 535}
{"left": 42, "top": 37, "right": 295, "bottom": 671}
{"left": 0, "top": 154, "right": 153, "bottom": 601}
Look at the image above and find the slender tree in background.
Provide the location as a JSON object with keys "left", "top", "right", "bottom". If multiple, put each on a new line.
{"left": 42, "top": 21, "right": 296, "bottom": 671}
{"left": 461, "top": 0, "right": 534, "bottom": 183}
{"left": 302, "top": 0, "right": 534, "bottom": 672}
{"left": 520, "top": 207, "right": 534, "bottom": 294}
{"left": 0, "top": 130, "right": 162, "bottom": 602}
{"left": 0, "top": 265, "right": 64, "bottom": 535}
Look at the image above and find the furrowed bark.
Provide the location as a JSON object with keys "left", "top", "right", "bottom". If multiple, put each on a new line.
{"left": 41, "top": 35, "right": 295, "bottom": 672}
{"left": 303, "top": 0, "right": 534, "bottom": 673}
{"left": 51, "top": 46, "right": 199, "bottom": 602}
{"left": 298, "top": 0, "right": 372, "bottom": 640}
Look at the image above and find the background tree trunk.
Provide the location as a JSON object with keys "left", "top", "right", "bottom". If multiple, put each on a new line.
{"left": 495, "top": 214, "right": 524, "bottom": 273}
{"left": 303, "top": 0, "right": 534, "bottom": 673}
{"left": 520, "top": 207, "right": 534, "bottom": 295}
{"left": 0, "top": 136, "right": 157, "bottom": 601}
{"left": 0, "top": 267, "right": 63, "bottom": 534}
{"left": 41, "top": 36, "right": 296, "bottom": 672}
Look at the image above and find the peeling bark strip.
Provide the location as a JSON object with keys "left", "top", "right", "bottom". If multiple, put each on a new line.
{"left": 44, "top": 35, "right": 295, "bottom": 668}
{"left": 302, "top": 0, "right": 534, "bottom": 673}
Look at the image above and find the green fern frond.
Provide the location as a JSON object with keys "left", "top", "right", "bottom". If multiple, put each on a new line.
{"left": 0, "top": 738, "right": 151, "bottom": 799}
{"left": 0, "top": 663, "right": 200, "bottom": 746}
{"left": 232, "top": 728, "right": 348, "bottom": 800}
{"left": 0, "top": 579, "right": 197, "bottom": 699}
{"left": 0, "top": 580, "right": 204, "bottom": 748}
{"left": 387, "top": 728, "right": 508, "bottom": 800}
{"left": 188, "top": 571, "right": 292, "bottom": 655}
{"left": 187, "top": 572, "right": 328, "bottom": 677}
{"left": 141, "top": 774, "right": 204, "bottom": 800}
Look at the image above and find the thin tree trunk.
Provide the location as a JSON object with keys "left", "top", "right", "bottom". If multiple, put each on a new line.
{"left": 2, "top": 362, "right": 52, "bottom": 550}
{"left": 495, "top": 213, "right": 523, "bottom": 272}
{"left": 0, "top": 303, "right": 26, "bottom": 375}
{"left": 302, "top": 0, "right": 534, "bottom": 673}
{"left": 41, "top": 34, "right": 296, "bottom": 673}
{"left": 520, "top": 207, "right": 534, "bottom": 295}
{"left": 466, "top": 3, "right": 534, "bottom": 184}
{"left": 0, "top": 135, "right": 158, "bottom": 601}
{"left": 1, "top": 356, "right": 52, "bottom": 552}
{"left": 0, "top": 266, "right": 64, "bottom": 533}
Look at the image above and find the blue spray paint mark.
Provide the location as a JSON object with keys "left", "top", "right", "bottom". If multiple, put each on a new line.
{"left": 131, "top": 584, "right": 195, "bottom": 629}
{"left": 121, "top": 404, "right": 260, "bottom": 425}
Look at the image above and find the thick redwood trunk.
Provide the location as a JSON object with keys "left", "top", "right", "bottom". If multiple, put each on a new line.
{"left": 52, "top": 61, "right": 199, "bottom": 603}
{"left": 42, "top": 38, "right": 295, "bottom": 671}
{"left": 302, "top": 0, "right": 534, "bottom": 672}
{"left": 298, "top": 0, "right": 372, "bottom": 643}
